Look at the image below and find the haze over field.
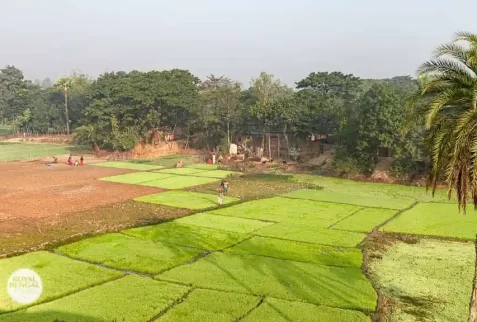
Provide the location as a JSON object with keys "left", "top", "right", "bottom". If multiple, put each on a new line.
{"left": 1, "top": 0, "right": 476, "bottom": 84}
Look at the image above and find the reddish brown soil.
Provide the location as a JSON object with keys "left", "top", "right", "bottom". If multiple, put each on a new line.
{"left": 0, "top": 160, "right": 161, "bottom": 219}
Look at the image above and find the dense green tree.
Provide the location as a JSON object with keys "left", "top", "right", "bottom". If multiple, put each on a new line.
{"left": 335, "top": 82, "right": 409, "bottom": 174}
{"left": 294, "top": 72, "right": 362, "bottom": 140}
{"left": 0, "top": 66, "right": 29, "bottom": 122}
{"left": 200, "top": 75, "right": 242, "bottom": 146}
{"left": 250, "top": 72, "right": 293, "bottom": 149}
{"left": 83, "top": 69, "right": 199, "bottom": 150}
{"left": 356, "top": 83, "right": 403, "bottom": 169}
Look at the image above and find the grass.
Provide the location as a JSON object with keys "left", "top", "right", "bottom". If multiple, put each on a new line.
{"left": 55, "top": 233, "right": 205, "bottom": 275}
{"left": 90, "top": 161, "right": 164, "bottom": 171}
{"left": 194, "top": 170, "right": 237, "bottom": 179}
{"left": 1, "top": 200, "right": 190, "bottom": 258}
{"left": 209, "top": 197, "right": 359, "bottom": 228}
{"left": 123, "top": 222, "right": 248, "bottom": 250}
{"left": 0, "top": 251, "right": 123, "bottom": 313}
{"left": 381, "top": 202, "right": 477, "bottom": 239}
{"left": 332, "top": 208, "right": 397, "bottom": 232}
{"left": 254, "top": 223, "right": 367, "bottom": 247}
{"left": 243, "top": 297, "right": 371, "bottom": 322}
{"left": 226, "top": 236, "right": 363, "bottom": 267}
{"left": 0, "top": 276, "right": 190, "bottom": 322}
{"left": 368, "top": 239, "right": 474, "bottom": 321}
{"left": 0, "top": 142, "right": 79, "bottom": 162}
{"left": 100, "top": 172, "right": 174, "bottom": 184}
{"left": 291, "top": 174, "right": 452, "bottom": 203}
{"left": 134, "top": 191, "right": 239, "bottom": 209}
{"left": 187, "top": 174, "right": 305, "bottom": 200}
{"left": 158, "top": 252, "right": 377, "bottom": 311}
{"left": 156, "top": 168, "right": 209, "bottom": 175}
{"left": 139, "top": 175, "right": 220, "bottom": 189}
{"left": 157, "top": 289, "right": 260, "bottom": 322}
{"left": 175, "top": 213, "right": 274, "bottom": 234}
{"left": 185, "top": 163, "right": 219, "bottom": 170}
{"left": 283, "top": 189, "right": 414, "bottom": 210}
{"left": 129, "top": 154, "right": 200, "bottom": 168}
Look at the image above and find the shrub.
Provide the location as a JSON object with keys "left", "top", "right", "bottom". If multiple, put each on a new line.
{"left": 389, "top": 156, "right": 416, "bottom": 180}
{"left": 332, "top": 149, "right": 362, "bottom": 177}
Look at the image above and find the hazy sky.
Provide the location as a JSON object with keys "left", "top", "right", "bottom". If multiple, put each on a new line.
{"left": 1, "top": 0, "right": 476, "bottom": 86}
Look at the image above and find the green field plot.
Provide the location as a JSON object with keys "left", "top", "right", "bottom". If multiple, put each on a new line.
{"left": 129, "top": 154, "right": 200, "bottom": 168}
{"left": 123, "top": 222, "right": 248, "bottom": 250}
{"left": 55, "top": 233, "right": 204, "bottom": 275}
{"left": 255, "top": 223, "right": 366, "bottom": 247}
{"left": 0, "top": 142, "right": 77, "bottom": 162}
{"left": 139, "top": 175, "right": 220, "bottom": 189}
{"left": 90, "top": 161, "right": 164, "bottom": 171}
{"left": 227, "top": 236, "right": 362, "bottom": 267}
{"left": 0, "top": 251, "right": 123, "bottom": 313}
{"left": 243, "top": 297, "right": 370, "bottom": 322}
{"left": 381, "top": 203, "right": 477, "bottom": 239}
{"left": 292, "top": 174, "right": 452, "bottom": 203}
{"left": 0, "top": 276, "right": 190, "bottom": 322}
{"left": 100, "top": 172, "right": 173, "bottom": 184}
{"left": 157, "top": 289, "right": 260, "bottom": 322}
{"left": 210, "top": 197, "right": 358, "bottom": 228}
{"left": 332, "top": 208, "right": 397, "bottom": 232}
{"left": 195, "top": 170, "right": 236, "bottom": 179}
{"left": 134, "top": 191, "right": 239, "bottom": 209}
{"left": 158, "top": 252, "right": 377, "bottom": 311}
{"left": 156, "top": 167, "right": 209, "bottom": 175}
{"left": 175, "top": 213, "right": 274, "bottom": 233}
{"left": 369, "top": 240, "right": 474, "bottom": 321}
{"left": 283, "top": 189, "right": 413, "bottom": 210}
{"left": 185, "top": 163, "right": 219, "bottom": 170}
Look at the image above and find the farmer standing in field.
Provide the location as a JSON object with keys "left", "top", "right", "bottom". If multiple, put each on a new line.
{"left": 221, "top": 180, "right": 229, "bottom": 195}
{"left": 218, "top": 185, "right": 224, "bottom": 205}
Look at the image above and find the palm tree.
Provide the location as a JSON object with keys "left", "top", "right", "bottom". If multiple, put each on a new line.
{"left": 415, "top": 32, "right": 477, "bottom": 321}
{"left": 54, "top": 77, "right": 73, "bottom": 135}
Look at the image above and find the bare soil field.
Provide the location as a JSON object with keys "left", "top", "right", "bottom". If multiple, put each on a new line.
{"left": 0, "top": 159, "right": 160, "bottom": 219}
{"left": 0, "top": 158, "right": 192, "bottom": 257}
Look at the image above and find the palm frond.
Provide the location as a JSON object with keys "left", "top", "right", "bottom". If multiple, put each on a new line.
{"left": 419, "top": 59, "right": 476, "bottom": 82}
{"left": 434, "top": 43, "right": 469, "bottom": 65}
{"left": 455, "top": 31, "right": 477, "bottom": 45}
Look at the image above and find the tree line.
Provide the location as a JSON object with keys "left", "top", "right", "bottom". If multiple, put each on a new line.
{"left": 0, "top": 65, "right": 424, "bottom": 177}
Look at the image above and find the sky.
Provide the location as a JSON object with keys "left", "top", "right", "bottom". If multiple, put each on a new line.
{"left": 0, "top": 0, "right": 476, "bottom": 86}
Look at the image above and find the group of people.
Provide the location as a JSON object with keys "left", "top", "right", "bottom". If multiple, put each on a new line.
{"left": 67, "top": 155, "right": 84, "bottom": 166}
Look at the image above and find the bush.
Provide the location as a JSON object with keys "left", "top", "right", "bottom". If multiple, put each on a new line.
{"left": 73, "top": 125, "right": 98, "bottom": 145}
{"left": 333, "top": 156, "right": 362, "bottom": 177}
{"left": 332, "top": 148, "right": 366, "bottom": 176}
{"left": 109, "top": 128, "right": 139, "bottom": 152}
{"left": 389, "top": 156, "right": 417, "bottom": 180}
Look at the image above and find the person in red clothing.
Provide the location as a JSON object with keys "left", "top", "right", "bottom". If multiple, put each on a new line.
{"left": 67, "top": 156, "right": 73, "bottom": 166}
{"left": 80, "top": 156, "right": 84, "bottom": 166}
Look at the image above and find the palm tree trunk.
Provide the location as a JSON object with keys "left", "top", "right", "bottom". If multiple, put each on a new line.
{"left": 227, "top": 122, "right": 230, "bottom": 147}
{"left": 470, "top": 234, "right": 477, "bottom": 322}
